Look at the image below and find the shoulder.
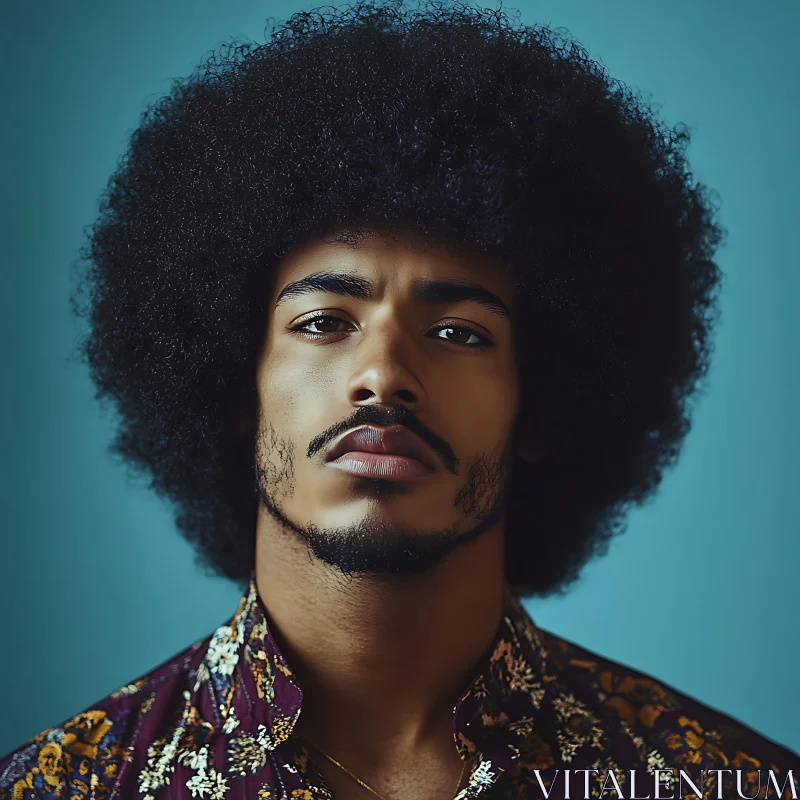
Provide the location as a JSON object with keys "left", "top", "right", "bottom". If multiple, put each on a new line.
{"left": 0, "top": 637, "right": 207, "bottom": 799}
{"left": 538, "top": 627, "right": 798, "bottom": 771}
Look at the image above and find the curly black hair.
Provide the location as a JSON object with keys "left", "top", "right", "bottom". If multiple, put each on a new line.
{"left": 71, "top": 0, "right": 725, "bottom": 598}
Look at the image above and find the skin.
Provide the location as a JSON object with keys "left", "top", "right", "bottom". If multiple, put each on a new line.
{"left": 253, "top": 231, "right": 539, "bottom": 799}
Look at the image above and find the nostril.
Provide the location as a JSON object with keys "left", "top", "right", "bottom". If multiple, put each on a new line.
{"left": 395, "top": 389, "right": 417, "bottom": 403}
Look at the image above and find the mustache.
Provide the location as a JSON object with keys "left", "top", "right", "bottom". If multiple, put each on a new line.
{"left": 306, "top": 405, "right": 459, "bottom": 474}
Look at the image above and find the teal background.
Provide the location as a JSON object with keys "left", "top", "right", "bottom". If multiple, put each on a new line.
{"left": 1, "top": 0, "right": 797, "bottom": 757}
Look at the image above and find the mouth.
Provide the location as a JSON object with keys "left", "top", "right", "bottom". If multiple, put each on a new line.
{"left": 325, "top": 425, "right": 439, "bottom": 481}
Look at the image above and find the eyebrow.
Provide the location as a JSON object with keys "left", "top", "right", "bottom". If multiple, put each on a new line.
{"left": 274, "top": 271, "right": 512, "bottom": 322}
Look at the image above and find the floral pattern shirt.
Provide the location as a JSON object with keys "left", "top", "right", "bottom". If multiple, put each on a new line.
{"left": 1, "top": 573, "right": 796, "bottom": 799}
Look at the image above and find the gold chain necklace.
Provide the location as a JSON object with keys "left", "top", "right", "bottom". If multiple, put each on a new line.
{"left": 307, "top": 739, "right": 468, "bottom": 800}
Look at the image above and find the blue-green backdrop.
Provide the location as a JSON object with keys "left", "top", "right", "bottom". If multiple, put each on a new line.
{"left": 1, "top": 0, "right": 797, "bottom": 756}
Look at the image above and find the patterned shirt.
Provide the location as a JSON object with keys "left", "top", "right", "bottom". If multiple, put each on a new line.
{"left": 1, "top": 573, "right": 796, "bottom": 799}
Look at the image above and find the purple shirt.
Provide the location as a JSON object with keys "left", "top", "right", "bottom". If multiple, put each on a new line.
{"left": 1, "top": 573, "right": 796, "bottom": 798}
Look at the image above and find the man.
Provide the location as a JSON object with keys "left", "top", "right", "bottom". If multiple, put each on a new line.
{"left": 1, "top": 1, "right": 795, "bottom": 798}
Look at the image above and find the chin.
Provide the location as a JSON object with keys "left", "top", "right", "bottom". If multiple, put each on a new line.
{"left": 347, "top": 476, "right": 419, "bottom": 499}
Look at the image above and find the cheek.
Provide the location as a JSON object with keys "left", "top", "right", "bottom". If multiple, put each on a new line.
{"left": 258, "top": 351, "right": 338, "bottom": 425}
{"left": 442, "top": 359, "right": 520, "bottom": 431}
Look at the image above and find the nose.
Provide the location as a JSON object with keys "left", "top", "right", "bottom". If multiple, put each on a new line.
{"left": 346, "top": 320, "right": 426, "bottom": 409}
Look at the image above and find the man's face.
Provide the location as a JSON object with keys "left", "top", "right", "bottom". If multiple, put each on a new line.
{"left": 255, "top": 232, "right": 521, "bottom": 575}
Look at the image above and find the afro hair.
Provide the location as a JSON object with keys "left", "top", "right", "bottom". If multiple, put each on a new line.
{"left": 71, "top": 0, "right": 725, "bottom": 597}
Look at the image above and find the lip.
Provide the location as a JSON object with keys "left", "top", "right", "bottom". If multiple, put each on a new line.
{"left": 325, "top": 425, "right": 439, "bottom": 480}
{"left": 327, "top": 452, "right": 434, "bottom": 480}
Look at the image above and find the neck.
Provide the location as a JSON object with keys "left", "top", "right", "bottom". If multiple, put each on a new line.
{"left": 253, "top": 503, "right": 507, "bottom": 762}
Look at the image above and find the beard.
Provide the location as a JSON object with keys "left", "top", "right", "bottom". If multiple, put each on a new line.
{"left": 254, "top": 420, "right": 514, "bottom": 577}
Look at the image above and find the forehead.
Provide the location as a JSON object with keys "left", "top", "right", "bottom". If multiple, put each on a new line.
{"left": 270, "top": 232, "right": 517, "bottom": 309}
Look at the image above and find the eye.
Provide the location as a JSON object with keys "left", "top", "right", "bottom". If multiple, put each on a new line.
{"left": 290, "top": 314, "right": 353, "bottom": 336}
{"left": 289, "top": 315, "right": 492, "bottom": 348}
{"left": 430, "top": 323, "right": 492, "bottom": 348}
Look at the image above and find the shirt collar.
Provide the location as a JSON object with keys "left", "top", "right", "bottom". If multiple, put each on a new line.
{"left": 213, "top": 571, "right": 548, "bottom": 777}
